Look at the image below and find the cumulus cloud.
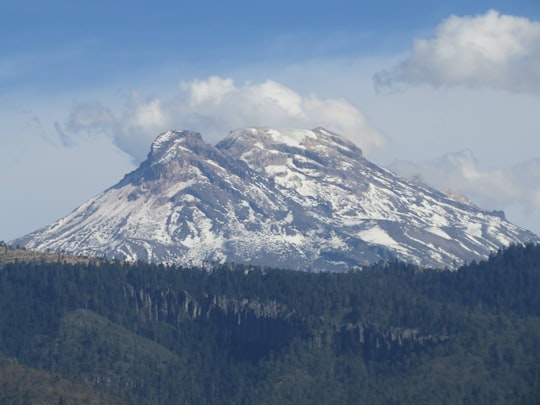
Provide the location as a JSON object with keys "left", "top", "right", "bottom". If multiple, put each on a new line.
{"left": 374, "top": 10, "right": 540, "bottom": 93}
{"left": 180, "top": 76, "right": 236, "bottom": 106}
{"left": 389, "top": 151, "right": 540, "bottom": 232}
{"left": 58, "top": 76, "right": 385, "bottom": 162}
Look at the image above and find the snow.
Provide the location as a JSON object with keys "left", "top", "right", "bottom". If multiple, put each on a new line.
{"left": 264, "top": 164, "right": 289, "bottom": 177}
{"left": 265, "top": 128, "right": 316, "bottom": 148}
{"left": 466, "top": 222, "right": 483, "bottom": 238}
{"left": 325, "top": 233, "right": 347, "bottom": 249}
{"left": 425, "top": 226, "right": 451, "bottom": 240}
{"left": 429, "top": 213, "right": 450, "bottom": 227}
{"left": 151, "top": 130, "right": 179, "bottom": 155}
{"left": 16, "top": 126, "right": 540, "bottom": 271}
{"left": 493, "top": 230, "right": 513, "bottom": 246}
{"left": 284, "top": 211, "right": 294, "bottom": 224}
{"left": 358, "top": 226, "right": 399, "bottom": 247}
{"left": 226, "top": 127, "right": 317, "bottom": 150}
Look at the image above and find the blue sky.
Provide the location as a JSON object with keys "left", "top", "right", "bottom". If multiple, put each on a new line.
{"left": 1, "top": 0, "right": 540, "bottom": 240}
{"left": 3, "top": 0, "right": 538, "bottom": 91}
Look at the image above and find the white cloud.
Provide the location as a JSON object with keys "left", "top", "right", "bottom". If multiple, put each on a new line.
{"left": 389, "top": 151, "right": 540, "bottom": 234}
{"left": 129, "top": 98, "right": 164, "bottom": 130}
{"left": 67, "top": 101, "right": 116, "bottom": 132}
{"left": 58, "top": 76, "right": 386, "bottom": 162}
{"left": 374, "top": 10, "right": 540, "bottom": 93}
{"left": 180, "top": 76, "right": 236, "bottom": 106}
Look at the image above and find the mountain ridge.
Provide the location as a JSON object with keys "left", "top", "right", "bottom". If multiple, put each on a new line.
{"left": 13, "top": 127, "right": 540, "bottom": 270}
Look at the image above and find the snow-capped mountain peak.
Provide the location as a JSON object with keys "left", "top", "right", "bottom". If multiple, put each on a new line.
{"left": 13, "top": 128, "right": 540, "bottom": 271}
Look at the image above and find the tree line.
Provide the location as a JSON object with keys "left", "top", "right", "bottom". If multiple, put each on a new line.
{"left": 0, "top": 243, "right": 538, "bottom": 404}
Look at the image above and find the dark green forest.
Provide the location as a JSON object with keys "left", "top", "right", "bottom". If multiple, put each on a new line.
{"left": 0, "top": 243, "right": 539, "bottom": 404}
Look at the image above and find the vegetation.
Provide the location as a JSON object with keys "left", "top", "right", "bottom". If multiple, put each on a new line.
{"left": 0, "top": 243, "right": 538, "bottom": 404}
{"left": 0, "top": 244, "right": 100, "bottom": 267}
{"left": 0, "top": 354, "right": 126, "bottom": 404}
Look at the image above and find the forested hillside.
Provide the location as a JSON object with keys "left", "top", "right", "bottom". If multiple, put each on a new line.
{"left": 0, "top": 244, "right": 539, "bottom": 404}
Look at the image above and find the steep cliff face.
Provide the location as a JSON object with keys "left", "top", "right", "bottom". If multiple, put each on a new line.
{"left": 120, "top": 281, "right": 446, "bottom": 362}
{"left": 121, "top": 282, "right": 306, "bottom": 359}
{"left": 14, "top": 128, "right": 540, "bottom": 270}
{"left": 338, "top": 322, "right": 448, "bottom": 362}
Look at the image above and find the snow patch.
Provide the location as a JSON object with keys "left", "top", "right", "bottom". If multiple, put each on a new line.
{"left": 358, "top": 226, "right": 399, "bottom": 247}
{"left": 284, "top": 211, "right": 294, "bottom": 224}
{"left": 466, "top": 222, "right": 483, "bottom": 238}
{"left": 265, "top": 128, "right": 317, "bottom": 148}
{"left": 151, "top": 130, "right": 179, "bottom": 155}
{"left": 425, "top": 226, "right": 451, "bottom": 240}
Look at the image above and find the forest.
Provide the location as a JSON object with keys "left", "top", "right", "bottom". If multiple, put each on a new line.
{"left": 0, "top": 243, "right": 539, "bottom": 404}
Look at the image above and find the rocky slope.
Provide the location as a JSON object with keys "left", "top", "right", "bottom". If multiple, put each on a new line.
{"left": 13, "top": 127, "right": 539, "bottom": 270}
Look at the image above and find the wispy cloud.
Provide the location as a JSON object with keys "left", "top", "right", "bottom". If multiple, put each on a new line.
{"left": 389, "top": 151, "right": 540, "bottom": 232}
{"left": 58, "top": 76, "right": 386, "bottom": 162}
{"left": 374, "top": 10, "right": 540, "bottom": 94}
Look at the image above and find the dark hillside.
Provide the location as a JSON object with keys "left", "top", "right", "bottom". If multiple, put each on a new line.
{"left": 0, "top": 244, "right": 538, "bottom": 403}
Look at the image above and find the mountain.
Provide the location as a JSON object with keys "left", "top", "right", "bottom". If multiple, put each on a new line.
{"left": 13, "top": 127, "right": 539, "bottom": 270}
